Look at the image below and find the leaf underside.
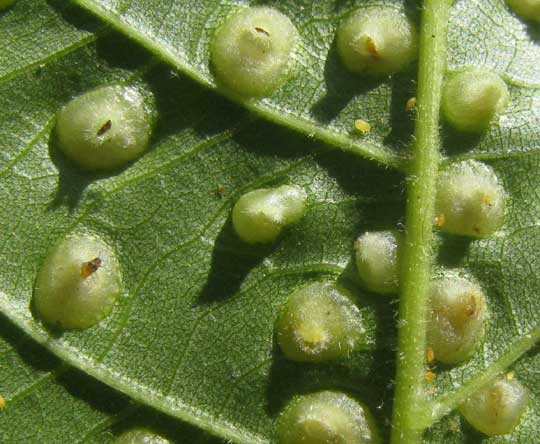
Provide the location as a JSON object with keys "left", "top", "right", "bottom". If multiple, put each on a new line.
{"left": 0, "top": 314, "right": 211, "bottom": 444}
{"left": 1, "top": 0, "right": 540, "bottom": 443}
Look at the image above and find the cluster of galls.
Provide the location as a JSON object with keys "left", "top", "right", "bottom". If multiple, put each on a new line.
{"left": 221, "top": 4, "right": 526, "bottom": 442}
{"left": 348, "top": 5, "right": 529, "bottom": 440}
{"left": 214, "top": 5, "right": 418, "bottom": 439}
{"left": 31, "top": 1, "right": 538, "bottom": 443}
{"left": 211, "top": 6, "right": 418, "bottom": 98}
{"left": 353, "top": 70, "right": 528, "bottom": 440}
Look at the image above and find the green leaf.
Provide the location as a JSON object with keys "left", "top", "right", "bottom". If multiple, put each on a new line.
{"left": 0, "top": 1, "right": 400, "bottom": 442}
{"left": 0, "top": 315, "right": 211, "bottom": 444}
{"left": 2, "top": 0, "right": 540, "bottom": 444}
{"left": 72, "top": 0, "right": 417, "bottom": 169}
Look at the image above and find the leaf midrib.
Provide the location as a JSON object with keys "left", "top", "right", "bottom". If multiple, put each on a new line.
{"left": 390, "top": 1, "right": 451, "bottom": 442}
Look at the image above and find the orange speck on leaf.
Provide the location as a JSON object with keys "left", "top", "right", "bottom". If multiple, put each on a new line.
{"left": 425, "top": 371, "right": 436, "bottom": 382}
{"left": 435, "top": 213, "right": 446, "bottom": 227}
{"left": 81, "top": 257, "right": 102, "bottom": 278}
{"left": 406, "top": 97, "right": 417, "bottom": 112}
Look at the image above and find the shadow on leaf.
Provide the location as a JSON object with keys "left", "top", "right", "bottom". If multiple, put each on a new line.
{"left": 436, "top": 233, "right": 473, "bottom": 268}
{"left": 0, "top": 313, "right": 60, "bottom": 371}
{"left": 440, "top": 123, "right": 484, "bottom": 157}
{"left": 197, "top": 215, "right": 277, "bottom": 305}
{"left": 310, "top": 39, "right": 385, "bottom": 124}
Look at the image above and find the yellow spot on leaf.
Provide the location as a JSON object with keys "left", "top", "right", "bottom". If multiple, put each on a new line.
{"left": 0, "top": 395, "right": 6, "bottom": 409}
{"left": 506, "top": 371, "right": 515, "bottom": 381}
{"left": 354, "top": 119, "right": 371, "bottom": 134}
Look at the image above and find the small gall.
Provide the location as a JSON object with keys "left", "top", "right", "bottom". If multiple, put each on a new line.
{"left": 210, "top": 6, "right": 298, "bottom": 97}
{"left": 232, "top": 185, "right": 307, "bottom": 244}
{"left": 56, "top": 85, "right": 155, "bottom": 171}
{"left": 337, "top": 7, "right": 418, "bottom": 76}
{"left": 34, "top": 233, "right": 121, "bottom": 329}
{"left": 436, "top": 160, "right": 505, "bottom": 238}
{"left": 278, "top": 391, "right": 380, "bottom": 444}
{"left": 275, "top": 282, "right": 365, "bottom": 362}
{"left": 427, "top": 272, "right": 488, "bottom": 365}
{"left": 441, "top": 68, "right": 509, "bottom": 133}
{"left": 354, "top": 230, "right": 402, "bottom": 294}
{"left": 459, "top": 377, "right": 529, "bottom": 436}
